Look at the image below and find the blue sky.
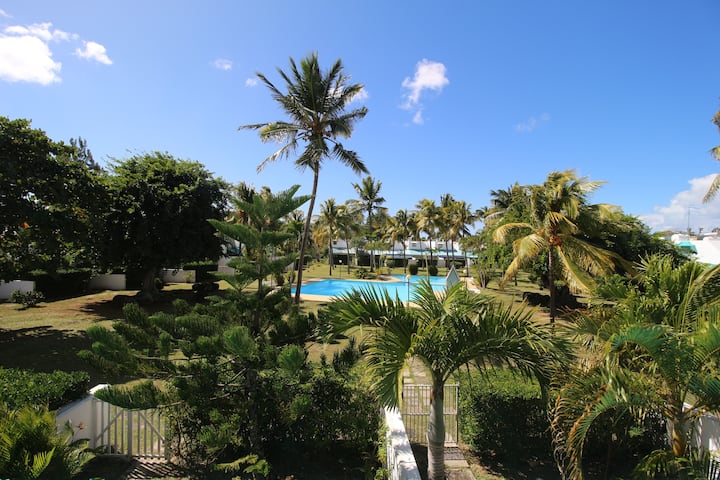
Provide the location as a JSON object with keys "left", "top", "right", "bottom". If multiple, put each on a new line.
{"left": 2, "top": 1, "right": 719, "bottom": 233}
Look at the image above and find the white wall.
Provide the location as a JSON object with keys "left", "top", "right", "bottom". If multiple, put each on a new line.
{"left": 161, "top": 268, "right": 195, "bottom": 283}
{"left": 88, "top": 274, "right": 126, "bottom": 291}
{"left": 385, "top": 407, "right": 422, "bottom": 480}
{"left": 0, "top": 280, "right": 35, "bottom": 300}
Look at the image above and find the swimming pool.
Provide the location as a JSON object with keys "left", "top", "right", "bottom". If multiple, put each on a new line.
{"left": 292, "top": 275, "right": 445, "bottom": 302}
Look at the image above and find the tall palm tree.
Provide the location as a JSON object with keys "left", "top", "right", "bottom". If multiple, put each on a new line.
{"left": 241, "top": 53, "right": 368, "bottom": 303}
{"left": 552, "top": 255, "right": 720, "bottom": 479}
{"left": 313, "top": 198, "right": 344, "bottom": 276}
{"left": 493, "top": 170, "right": 622, "bottom": 323}
{"left": 328, "top": 281, "right": 569, "bottom": 480}
{"left": 415, "top": 199, "right": 439, "bottom": 269}
{"left": 703, "top": 109, "right": 720, "bottom": 203}
{"left": 387, "top": 209, "right": 412, "bottom": 273}
{"left": 351, "top": 176, "right": 385, "bottom": 272}
{"left": 446, "top": 199, "right": 477, "bottom": 273}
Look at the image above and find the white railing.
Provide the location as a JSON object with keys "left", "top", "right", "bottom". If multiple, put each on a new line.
{"left": 56, "top": 384, "right": 166, "bottom": 458}
{"left": 385, "top": 408, "right": 422, "bottom": 480}
{"left": 400, "top": 383, "right": 458, "bottom": 445}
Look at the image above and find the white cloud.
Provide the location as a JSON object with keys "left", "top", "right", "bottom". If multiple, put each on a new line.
{"left": 245, "top": 77, "right": 258, "bottom": 87}
{"left": 515, "top": 113, "right": 551, "bottom": 133}
{"left": 0, "top": 9, "right": 10, "bottom": 18}
{"left": 401, "top": 59, "right": 448, "bottom": 124}
{"left": 0, "top": 34, "right": 61, "bottom": 84}
{"left": 0, "top": 21, "right": 110, "bottom": 85}
{"left": 639, "top": 174, "right": 720, "bottom": 232}
{"left": 5, "top": 22, "right": 74, "bottom": 42}
{"left": 213, "top": 58, "right": 232, "bottom": 71}
{"left": 75, "top": 40, "right": 112, "bottom": 65}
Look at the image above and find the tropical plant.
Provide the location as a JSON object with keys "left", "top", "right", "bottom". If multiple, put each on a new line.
{"left": 0, "top": 404, "right": 93, "bottom": 480}
{"left": 703, "top": 108, "right": 720, "bottom": 203}
{"left": 445, "top": 197, "right": 477, "bottom": 273}
{"left": 350, "top": 176, "right": 386, "bottom": 272}
{"left": 552, "top": 255, "right": 720, "bottom": 479}
{"left": 493, "top": 170, "right": 625, "bottom": 322}
{"left": 241, "top": 53, "right": 368, "bottom": 304}
{"left": 326, "top": 280, "right": 569, "bottom": 480}
{"left": 386, "top": 210, "right": 413, "bottom": 273}
{"left": 313, "top": 198, "right": 346, "bottom": 276}
{"left": 415, "top": 199, "right": 440, "bottom": 267}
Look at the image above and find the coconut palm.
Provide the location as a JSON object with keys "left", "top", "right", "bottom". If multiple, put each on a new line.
{"left": 241, "top": 53, "right": 368, "bottom": 303}
{"left": 387, "top": 210, "right": 412, "bottom": 273}
{"left": 703, "top": 109, "right": 720, "bottom": 203}
{"left": 351, "top": 176, "right": 386, "bottom": 272}
{"left": 415, "top": 199, "right": 440, "bottom": 269}
{"left": 313, "top": 198, "right": 345, "bottom": 275}
{"left": 328, "top": 280, "right": 570, "bottom": 480}
{"left": 493, "top": 170, "right": 622, "bottom": 323}
{"left": 446, "top": 198, "right": 477, "bottom": 273}
{"left": 552, "top": 255, "right": 720, "bottom": 479}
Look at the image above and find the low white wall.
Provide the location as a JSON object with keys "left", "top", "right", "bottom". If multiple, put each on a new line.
{"left": 56, "top": 384, "right": 110, "bottom": 447}
{"left": 0, "top": 280, "right": 35, "bottom": 300}
{"left": 385, "top": 407, "right": 422, "bottom": 480}
{"left": 161, "top": 268, "right": 195, "bottom": 283}
{"left": 88, "top": 274, "right": 126, "bottom": 291}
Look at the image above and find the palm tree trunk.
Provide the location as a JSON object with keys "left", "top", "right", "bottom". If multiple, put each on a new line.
{"left": 427, "top": 376, "right": 446, "bottom": 480}
{"left": 328, "top": 239, "right": 333, "bottom": 276}
{"left": 294, "top": 171, "right": 318, "bottom": 304}
{"left": 345, "top": 236, "right": 351, "bottom": 274}
{"left": 671, "top": 413, "right": 689, "bottom": 458}
{"left": 548, "top": 247, "right": 557, "bottom": 323}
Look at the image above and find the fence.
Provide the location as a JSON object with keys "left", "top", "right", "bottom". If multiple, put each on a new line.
{"left": 56, "top": 384, "right": 166, "bottom": 459}
{"left": 385, "top": 408, "right": 422, "bottom": 480}
{"left": 400, "top": 383, "right": 458, "bottom": 445}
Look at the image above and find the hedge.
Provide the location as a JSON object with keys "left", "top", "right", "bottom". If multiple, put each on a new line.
{"left": 0, "top": 368, "right": 90, "bottom": 410}
{"left": 24, "top": 269, "right": 92, "bottom": 299}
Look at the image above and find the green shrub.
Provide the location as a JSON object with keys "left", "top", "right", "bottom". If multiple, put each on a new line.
{"left": 9, "top": 290, "right": 45, "bottom": 308}
{"left": 183, "top": 260, "right": 218, "bottom": 282}
{"left": 0, "top": 368, "right": 90, "bottom": 410}
{"left": 458, "top": 369, "right": 551, "bottom": 460}
{"left": 408, "top": 263, "right": 419, "bottom": 275}
{"left": 0, "top": 403, "right": 94, "bottom": 479}
{"left": 428, "top": 265, "right": 439, "bottom": 276}
{"left": 26, "top": 269, "right": 91, "bottom": 299}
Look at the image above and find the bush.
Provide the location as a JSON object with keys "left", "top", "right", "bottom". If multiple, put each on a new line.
{"left": 0, "top": 368, "right": 90, "bottom": 410}
{"left": 458, "top": 369, "right": 551, "bottom": 460}
{"left": 183, "top": 260, "right": 219, "bottom": 282}
{"left": 408, "top": 263, "right": 419, "bottom": 275}
{"left": 26, "top": 269, "right": 92, "bottom": 299}
{"left": 9, "top": 290, "right": 45, "bottom": 308}
{"left": 428, "top": 265, "right": 439, "bottom": 276}
{"left": 0, "top": 403, "right": 94, "bottom": 479}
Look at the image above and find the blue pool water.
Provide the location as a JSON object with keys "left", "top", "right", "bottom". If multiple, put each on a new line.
{"left": 292, "top": 275, "right": 445, "bottom": 302}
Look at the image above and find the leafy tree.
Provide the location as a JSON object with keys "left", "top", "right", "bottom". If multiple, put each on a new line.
{"left": 104, "top": 152, "right": 228, "bottom": 299}
{"left": 703, "top": 108, "right": 720, "bottom": 203}
{"left": 0, "top": 117, "right": 107, "bottom": 280}
{"left": 386, "top": 209, "right": 413, "bottom": 273}
{"left": 493, "top": 170, "right": 625, "bottom": 322}
{"left": 327, "top": 280, "right": 569, "bottom": 480}
{"left": 552, "top": 255, "right": 720, "bottom": 479}
{"left": 241, "top": 53, "right": 368, "bottom": 304}
{"left": 312, "top": 198, "right": 345, "bottom": 276}
{"left": 444, "top": 196, "right": 477, "bottom": 272}
{"left": 351, "top": 176, "right": 385, "bottom": 272}
{"left": 415, "top": 198, "right": 440, "bottom": 267}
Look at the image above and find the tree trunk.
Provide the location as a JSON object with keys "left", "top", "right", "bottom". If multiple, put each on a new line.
{"left": 427, "top": 377, "right": 446, "bottom": 480}
{"left": 671, "top": 413, "right": 689, "bottom": 458}
{"left": 140, "top": 268, "right": 160, "bottom": 302}
{"left": 294, "top": 171, "right": 318, "bottom": 304}
{"left": 328, "top": 239, "right": 333, "bottom": 276}
{"left": 548, "top": 247, "right": 557, "bottom": 323}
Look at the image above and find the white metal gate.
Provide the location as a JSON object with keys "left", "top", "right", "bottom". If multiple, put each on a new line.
{"left": 400, "top": 383, "right": 458, "bottom": 446}
{"left": 94, "top": 400, "right": 166, "bottom": 458}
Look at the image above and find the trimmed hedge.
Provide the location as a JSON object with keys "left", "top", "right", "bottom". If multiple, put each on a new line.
{"left": 458, "top": 369, "right": 551, "bottom": 460}
{"left": 0, "top": 368, "right": 90, "bottom": 410}
{"left": 24, "top": 269, "right": 92, "bottom": 299}
{"left": 183, "top": 260, "right": 218, "bottom": 282}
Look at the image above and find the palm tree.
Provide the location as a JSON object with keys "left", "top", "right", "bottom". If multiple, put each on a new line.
{"left": 351, "top": 176, "right": 385, "bottom": 272}
{"left": 493, "top": 170, "right": 622, "bottom": 323}
{"left": 703, "top": 109, "right": 720, "bottom": 203}
{"left": 328, "top": 281, "right": 569, "bottom": 480}
{"left": 415, "top": 199, "right": 439, "bottom": 269}
{"left": 446, "top": 199, "right": 477, "bottom": 273}
{"left": 313, "top": 198, "right": 344, "bottom": 276}
{"left": 552, "top": 255, "right": 720, "bottom": 479}
{"left": 387, "top": 209, "right": 412, "bottom": 273}
{"left": 241, "top": 53, "right": 368, "bottom": 304}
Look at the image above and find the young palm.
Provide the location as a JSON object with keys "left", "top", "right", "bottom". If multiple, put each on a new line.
{"left": 552, "top": 255, "right": 720, "bottom": 479}
{"left": 493, "top": 170, "right": 622, "bottom": 323}
{"left": 241, "top": 53, "right": 368, "bottom": 303}
{"left": 328, "top": 280, "right": 569, "bottom": 480}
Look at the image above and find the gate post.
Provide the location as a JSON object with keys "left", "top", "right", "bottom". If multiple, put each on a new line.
{"left": 127, "top": 410, "right": 133, "bottom": 457}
